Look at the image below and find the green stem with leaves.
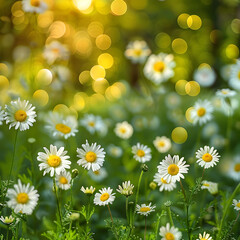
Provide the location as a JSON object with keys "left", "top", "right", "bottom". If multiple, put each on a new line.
{"left": 167, "top": 206, "right": 174, "bottom": 226}
{"left": 144, "top": 216, "right": 147, "bottom": 240}
{"left": 53, "top": 177, "right": 62, "bottom": 227}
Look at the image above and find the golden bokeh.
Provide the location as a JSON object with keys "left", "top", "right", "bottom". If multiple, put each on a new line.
{"left": 92, "top": 78, "right": 109, "bottom": 94}
{"left": 0, "top": 63, "right": 10, "bottom": 76}
{"left": 185, "top": 107, "right": 194, "bottom": 123}
{"left": 172, "top": 38, "right": 188, "bottom": 54}
{"left": 155, "top": 32, "right": 171, "bottom": 48}
{"left": 0, "top": 76, "right": 9, "bottom": 90}
{"left": 37, "top": 11, "right": 54, "bottom": 29}
{"left": 88, "top": 21, "right": 104, "bottom": 38}
{"left": 96, "top": 34, "right": 111, "bottom": 50}
{"left": 53, "top": 104, "right": 70, "bottom": 115}
{"left": 185, "top": 81, "right": 200, "bottom": 96}
{"left": 171, "top": 127, "right": 188, "bottom": 144}
{"left": 74, "top": 31, "right": 92, "bottom": 57}
{"left": 231, "top": 19, "right": 240, "bottom": 34}
{"left": 177, "top": 13, "right": 190, "bottom": 29}
{"left": 36, "top": 69, "right": 53, "bottom": 86}
{"left": 95, "top": 0, "right": 110, "bottom": 15}
{"left": 175, "top": 80, "right": 187, "bottom": 95}
{"left": 187, "top": 15, "right": 202, "bottom": 30}
{"left": 73, "top": 0, "right": 92, "bottom": 11}
{"left": 111, "top": 0, "right": 127, "bottom": 16}
{"left": 90, "top": 65, "right": 106, "bottom": 80}
{"left": 73, "top": 92, "right": 86, "bottom": 111}
{"left": 98, "top": 53, "right": 114, "bottom": 69}
{"left": 225, "top": 44, "right": 239, "bottom": 59}
{"left": 49, "top": 21, "right": 66, "bottom": 39}
{"left": 33, "top": 90, "right": 49, "bottom": 106}
{"left": 79, "top": 70, "right": 92, "bottom": 85}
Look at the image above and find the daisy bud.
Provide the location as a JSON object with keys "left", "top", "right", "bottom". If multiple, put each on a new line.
{"left": 141, "top": 164, "right": 148, "bottom": 172}
{"left": 69, "top": 213, "right": 80, "bottom": 221}
{"left": 164, "top": 201, "right": 172, "bottom": 207}
{"left": 149, "top": 182, "right": 157, "bottom": 190}
{"left": 71, "top": 169, "right": 79, "bottom": 179}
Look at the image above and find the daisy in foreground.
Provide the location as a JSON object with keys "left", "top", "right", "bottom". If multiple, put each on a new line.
{"left": 159, "top": 223, "right": 182, "bottom": 240}
{"left": 55, "top": 171, "right": 71, "bottom": 190}
{"left": 153, "top": 172, "right": 177, "bottom": 192}
{"left": 81, "top": 186, "right": 96, "bottom": 196}
{"left": 94, "top": 187, "right": 115, "bottom": 206}
{"left": 6, "top": 179, "right": 39, "bottom": 215}
{"left": 157, "top": 155, "right": 189, "bottom": 183}
{"left": 22, "top": 0, "right": 48, "bottom": 14}
{"left": 114, "top": 121, "right": 133, "bottom": 139}
{"left": 191, "top": 99, "right": 213, "bottom": 125}
{"left": 37, "top": 145, "right": 71, "bottom": 177}
{"left": 197, "top": 232, "right": 212, "bottom": 240}
{"left": 196, "top": 146, "right": 220, "bottom": 169}
{"left": 132, "top": 143, "right": 152, "bottom": 163}
{"left": 4, "top": 98, "right": 37, "bottom": 131}
{"left": 136, "top": 203, "right": 155, "bottom": 216}
{"left": 232, "top": 199, "right": 240, "bottom": 211}
{"left": 77, "top": 140, "right": 105, "bottom": 171}
{"left": 153, "top": 136, "right": 171, "bottom": 153}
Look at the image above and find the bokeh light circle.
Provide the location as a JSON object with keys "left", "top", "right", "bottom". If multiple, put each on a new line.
{"left": 171, "top": 127, "right": 188, "bottom": 144}
{"left": 185, "top": 81, "right": 200, "bottom": 96}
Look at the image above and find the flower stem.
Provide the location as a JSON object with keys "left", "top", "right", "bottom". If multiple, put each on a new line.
{"left": 107, "top": 204, "right": 114, "bottom": 224}
{"left": 144, "top": 216, "right": 147, "bottom": 240}
{"left": 53, "top": 178, "right": 62, "bottom": 227}
{"left": 6, "top": 226, "right": 9, "bottom": 240}
{"left": 126, "top": 196, "right": 129, "bottom": 225}
{"left": 217, "top": 182, "right": 240, "bottom": 240}
{"left": 167, "top": 206, "right": 174, "bottom": 226}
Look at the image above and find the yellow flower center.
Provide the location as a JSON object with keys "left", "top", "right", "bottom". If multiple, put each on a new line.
{"left": 30, "top": 0, "right": 40, "bottom": 7}
{"left": 237, "top": 202, "right": 240, "bottom": 208}
{"left": 221, "top": 90, "right": 228, "bottom": 94}
{"left": 47, "top": 155, "right": 61, "bottom": 167}
{"left": 167, "top": 164, "right": 179, "bottom": 176}
{"left": 120, "top": 127, "right": 126, "bottom": 134}
{"left": 202, "top": 153, "right": 213, "bottom": 162}
{"left": 14, "top": 110, "right": 27, "bottom": 122}
{"left": 203, "top": 183, "right": 209, "bottom": 187}
{"left": 134, "top": 49, "right": 142, "bottom": 56}
{"left": 158, "top": 141, "right": 165, "bottom": 147}
{"left": 197, "top": 107, "right": 206, "bottom": 117}
{"left": 153, "top": 61, "right": 165, "bottom": 72}
{"left": 93, "top": 170, "right": 100, "bottom": 175}
{"left": 165, "top": 232, "right": 175, "bottom": 240}
{"left": 234, "top": 163, "right": 240, "bottom": 172}
{"left": 59, "top": 176, "right": 68, "bottom": 184}
{"left": 161, "top": 178, "right": 167, "bottom": 184}
{"left": 238, "top": 71, "right": 240, "bottom": 79}
{"left": 85, "top": 151, "right": 97, "bottom": 162}
{"left": 85, "top": 189, "right": 94, "bottom": 194}
{"left": 201, "top": 238, "right": 207, "bottom": 240}
{"left": 100, "top": 193, "right": 110, "bottom": 201}
{"left": 52, "top": 48, "right": 60, "bottom": 54}
{"left": 55, "top": 123, "right": 71, "bottom": 134}
{"left": 88, "top": 121, "right": 95, "bottom": 127}
{"left": 17, "top": 193, "right": 29, "bottom": 204}
{"left": 140, "top": 207, "right": 151, "bottom": 212}
{"left": 137, "top": 149, "right": 145, "bottom": 157}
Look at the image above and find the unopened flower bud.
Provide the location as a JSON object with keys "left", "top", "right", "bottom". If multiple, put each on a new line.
{"left": 141, "top": 164, "right": 148, "bottom": 172}
{"left": 72, "top": 169, "right": 79, "bottom": 179}
{"left": 149, "top": 181, "right": 157, "bottom": 190}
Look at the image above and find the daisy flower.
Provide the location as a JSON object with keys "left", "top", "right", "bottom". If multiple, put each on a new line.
{"left": 37, "top": 145, "right": 71, "bottom": 177}
{"left": 228, "top": 158, "right": 240, "bottom": 181}
{"left": 197, "top": 232, "right": 212, "bottom": 240}
{"left": 201, "top": 180, "right": 218, "bottom": 195}
{"left": 107, "top": 144, "right": 123, "bottom": 158}
{"left": 77, "top": 140, "right": 105, "bottom": 171}
{"left": 159, "top": 223, "right": 182, "bottom": 240}
{"left": 229, "top": 60, "right": 240, "bottom": 91}
{"left": 157, "top": 155, "right": 189, "bottom": 183}
{"left": 125, "top": 40, "right": 151, "bottom": 64}
{"left": 88, "top": 167, "right": 108, "bottom": 182}
{"left": 153, "top": 136, "right": 171, "bottom": 153}
{"left": 0, "top": 215, "right": 15, "bottom": 225}
{"left": 81, "top": 186, "right": 96, "bottom": 196}
{"left": 94, "top": 187, "right": 115, "bottom": 206}
{"left": 0, "top": 106, "right": 4, "bottom": 125}
{"left": 80, "top": 114, "right": 104, "bottom": 134}
{"left": 117, "top": 181, "right": 134, "bottom": 197}
{"left": 114, "top": 121, "right": 133, "bottom": 139}
{"left": 132, "top": 143, "right": 152, "bottom": 163}
{"left": 216, "top": 88, "right": 236, "bottom": 98}
{"left": 22, "top": 0, "right": 48, "bottom": 14}
{"left": 144, "top": 53, "right": 176, "bottom": 85}
{"left": 45, "top": 112, "right": 78, "bottom": 139}
{"left": 55, "top": 171, "right": 71, "bottom": 190}
{"left": 136, "top": 203, "right": 155, "bottom": 216}
{"left": 153, "top": 172, "right": 177, "bottom": 192}
{"left": 191, "top": 99, "right": 213, "bottom": 125}
{"left": 193, "top": 66, "right": 216, "bottom": 87}
{"left": 43, "top": 41, "right": 69, "bottom": 65}
{"left": 233, "top": 199, "right": 240, "bottom": 211}
{"left": 4, "top": 98, "right": 37, "bottom": 131}
{"left": 196, "top": 146, "right": 220, "bottom": 169}
{"left": 6, "top": 179, "right": 39, "bottom": 215}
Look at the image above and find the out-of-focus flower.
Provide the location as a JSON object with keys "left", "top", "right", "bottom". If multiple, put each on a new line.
{"left": 116, "top": 181, "right": 134, "bottom": 197}
{"left": 94, "top": 187, "right": 115, "bottom": 206}
{"left": 125, "top": 40, "right": 151, "bottom": 64}
{"left": 7, "top": 180, "right": 39, "bottom": 215}
{"left": 0, "top": 106, "right": 4, "bottom": 125}
{"left": 107, "top": 144, "right": 123, "bottom": 158}
{"left": 233, "top": 199, "right": 240, "bottom": 211}
{"left": 153, "top": 172, "right": 177, "bottom": 192}
{"left": 132, "top": 116, "right": 148, "bottom": 131}
{"left": 191, "top": 99, "right": 213, "bottom": 125}
{"left": 197, "top": 232, "right": 212, "bottom": 240}
{"left": 196, "top": 146, "right": 220, "bottom": 169}
{"left": 77, "top": 140, "right": 105, "bottom": 172}
{"left": 157, "top": 155, "right": 189, "bottom": 183}
{"left": 114, "top": 121, "right": 133, "bottom": 139}
{"left": 4, "top": 98, "right": 37, "bottom": 131}
{"left": 159, "top": 223, "right": 182, "bottom": 240}
{"left": 81, "top": 186, "right": 96, "bottom": 196}
{"left": 88, "top": 168, "right": 108, "bottom": 182}
{"left": 56, "top": 171, "right": 72, "bottom": 190}
{"left": 194, "top": 66, "right": 216, "bottom": 87}
{"left": 229, "top": 60, "right": 240, "bottom": 91}
{"left": 165, "top": 92, "right": 181, "bottom": 109}
{"left": 22, "top": 0, "right": 48, "bottom": 14}
{"left": 80, "top": 114, "right": 105, "bottom": 135}
{"left": 227, "top": 156, "right": 240, "bottom": 181}
{"left": 132, "top": 143, "right": 152, "bottom": 163}
{"left": 201, "top": 180, "right": 218, "bottom": 195}
{"left": 37, "top": 145, "right": 71, "bottom": 177}
{"left": 136, "top": 203, "right": 155, "bottom": 216}
{"left": 43, "top": 41, "right": 69, "bottom": 65}
{"left": 0, "top": 215, "right": 15, "bottom": 225}
{"left": 202, "top": 122, "right": 218, "bottom": 139}
{"left": 216, "top": 88, "right": 236, "bottom": 98}
{"left": 144, "top": 53, "right": 175, "bottom": 85}
{"left": 45, "top": 112, "right": 78, "bottom": 139}
{"left": 153, "top": 136, "right": 171, "bottom": 153}
{"left": 210, "top": 134, "right": 225, "bottom": 149}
